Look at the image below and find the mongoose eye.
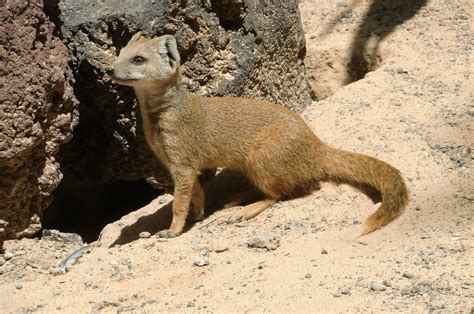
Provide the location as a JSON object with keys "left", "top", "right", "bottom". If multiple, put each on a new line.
{"left": 132, "top": 56, "right": 146, "bottom": 65}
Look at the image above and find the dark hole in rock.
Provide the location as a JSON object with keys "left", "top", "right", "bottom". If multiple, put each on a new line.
{"left": 211, "top": 0, "right": 244, "bottom": 31}
{"left": 43, "top": 0, "right": 62, "bottom": 37}
{"left": 43, "top": 179, "right": 160, "bottom": 243}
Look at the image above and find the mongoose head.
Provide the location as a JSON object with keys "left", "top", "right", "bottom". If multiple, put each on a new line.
{"left": 108, "top": 33, "right": 181, "bottom": 87}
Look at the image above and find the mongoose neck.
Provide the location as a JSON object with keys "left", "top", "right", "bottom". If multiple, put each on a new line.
{"left": 133, "top": 76, "right": 186, "bottom": 114}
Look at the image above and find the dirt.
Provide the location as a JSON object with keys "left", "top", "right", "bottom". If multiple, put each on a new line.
{"left": 1, "top": 0, "right": 473, "bottom": 312}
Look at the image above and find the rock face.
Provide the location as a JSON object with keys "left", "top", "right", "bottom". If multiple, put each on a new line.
{"left": 57, "top": 0, "right": 312, "bottom": 190}
{"left": 0, "top": 0, "right": 78, "bottom": 244}
{"left": 0, "top": 0, "right": 311, "bottom": 244}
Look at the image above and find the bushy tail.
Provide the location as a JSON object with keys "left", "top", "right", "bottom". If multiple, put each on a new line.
{"left": 322, "top": 146, "right": 409, "bottom": 236}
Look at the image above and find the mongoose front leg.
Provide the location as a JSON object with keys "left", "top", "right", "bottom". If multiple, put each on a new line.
{"left": 228, "top": 199, "right": 276, "bottom": 223}
{"left": 157, "top": 168, "right": 197, "bottom": 238}
{"left": 191, "top": 179, "right": 205, "bottom": 222}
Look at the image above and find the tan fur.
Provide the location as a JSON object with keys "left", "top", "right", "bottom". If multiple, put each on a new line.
{"left": 109, "top": 34, "right": 408, "bottom": 238}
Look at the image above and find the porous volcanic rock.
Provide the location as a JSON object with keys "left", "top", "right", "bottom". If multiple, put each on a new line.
{"left": 0, "top": 0, "right": 78, "bottom": 245}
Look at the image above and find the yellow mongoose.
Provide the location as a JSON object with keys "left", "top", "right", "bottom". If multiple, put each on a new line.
{"left": 109, "top": 33, "right": 408, "bottom": 238}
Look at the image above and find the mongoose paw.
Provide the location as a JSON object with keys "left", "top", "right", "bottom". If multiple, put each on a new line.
{"left": 227, "top": 212, "right": 244, "bottom": 224}
{"left": 192, "top": 212, "right": 204, "bottom": 222}
{"left": 156, "top": 229, "right": 179, "bottom": 238}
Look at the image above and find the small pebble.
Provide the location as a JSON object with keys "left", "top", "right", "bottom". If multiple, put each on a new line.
{"left": 370, "top": 282, "right": 386, "bottom": 291}
{"left": 213, "top": 244, "right": 229, "bottom": 253}
{"left": 403, "top": 271, "right": 414, "bottom": 279}
{"left": 382, "top": 279, "right": 392, "bottom": 287}
{"left": 0, "top": 257, "right": 6, "bottom": 266}
{"left": 187, "top": 301, "right": 195, "bottom": 307}
{"left": 0, "top": 268, "right": 5, "bottom": 275}
{"left": 462, "top": 194, "right": 474, "bottom": 201}
{"left": 321, "top": 249, "right": 328, "bottom": 254}
{"left": 340, "top": 288, "right": 351, "bottom": 295}
{"left": 4, "top": 252, "right": 14, "bottom": 260}
{"left": 139, "top": 231, "right": 151, "bottom": 239}
{"left": 15, "top": 284, "right": 23, "bottom": 290}
{"left": 305, "top": 273, "right": 312, "bottom": 279}
{"left": 193, "top": 250, "right": 209, "bottom": 267}
{"left": 396, "top": 67, "right": 408, "bottom": 74}
{"left": 429, "top": 298, "right": 445, "bottom": 309}
{"left": 247, "top": 235, "right": 280, "bottom": 251}
{"left": 419, "top": 285, "right": 431, "bottom": 295}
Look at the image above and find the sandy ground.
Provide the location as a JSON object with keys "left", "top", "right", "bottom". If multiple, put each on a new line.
{"left": 1, "top": 0, "right": 473, "bottom": 312}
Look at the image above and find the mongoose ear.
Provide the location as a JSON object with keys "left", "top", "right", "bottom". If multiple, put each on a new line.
{"left": 155, "top": 35, "right": 181, "bottom": 71}
{"left": 128, "top": 31, "right": 144, "bottom": 45}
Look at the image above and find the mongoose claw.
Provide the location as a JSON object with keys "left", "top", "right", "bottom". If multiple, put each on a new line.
{"left": 156, "top": 229, "right": 179, "bottom": 238}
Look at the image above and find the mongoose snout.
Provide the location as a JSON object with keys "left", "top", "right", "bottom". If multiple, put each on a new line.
{"left": 109, "top": 33, "right": 408, "bottom": 238}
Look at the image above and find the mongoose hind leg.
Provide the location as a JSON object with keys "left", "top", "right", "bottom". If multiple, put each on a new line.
{"left": 223, "top": 189, "right": 261, "bottom": 208}
{"left": 191, "top": 179, "right": 205, "bottom": 222}
{"left": 228, "top": 199, "right": 276, "bottom": 223}
{"left": 157, "top": 168, "right": 198, "bottom": 238}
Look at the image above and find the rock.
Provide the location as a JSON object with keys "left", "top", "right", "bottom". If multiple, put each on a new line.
{"left": 42, "top": 230, "right": 83, "bottom": 245}
{"left": 401, "top": 286, "right": 414, "bottom": 295}
{"left": 462, "top": 194, "right": 474, "bottom": 201}
{"left": 193, "top": 250, "right": 209, "bottom": 267}
{"left": 138, "top": 231, "right": 151, "bottom": 239}
{"left": 419, "top": 285, "right": 431, "bottom": 295}
{"left": 395, "top": 67, "right": 409, "bottom": 74}
{"left": 235, "top": 222, "right": 248, "bottom": 228}
{"left": 429, "top": 298, "right": 445, "bottom": 309}
{"left": 97, "top": 194, "right": 173, "bottom": 247}
{"left": 15, "top": 284, "right": 23, "bottom": 290}
{"left": 0, "top": 257, "right": 6, "bottom": 266}
{"left": 429, "top": 142, "right": 452, "bottom": 152}
{"left": 0, "top": 0, "right": 78, "bottom": 245}
{"left": 3, "top": 252, "right": 14, "bottom": 261}
{"left": 247, "top": 235, "right": 280, "bottom": 251}
{"left": 321, "top": 249, "right": 328, "bottom": 254}
{"left": 382, "top": 279, "right": 393, "bottom": 287}
{"left": 340, "top": 288, "right": 351, "bottom": 295}
{"left": 305, "top": 273, "right": 312, "bottom": 279}
{"left": 370, "top": 282, "right": 387, "bottom": 291}
{"left": 403, "top": 271, "right": 414, "bottom": 279}
{"left": 447, "top": 120, "right": 461, "bottom": 127}
{"left": 212, "top": 244, "right": 229, "bottom": 253}
{"left": 0, "top": 268, "right": 5, "bottom": 275}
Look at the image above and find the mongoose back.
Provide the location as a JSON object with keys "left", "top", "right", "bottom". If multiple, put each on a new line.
{"left": 109, "top": 33, "right": 408, "bottom": 238}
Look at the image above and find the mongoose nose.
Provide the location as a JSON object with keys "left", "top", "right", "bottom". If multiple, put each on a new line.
{"left": 105, "top": 67, "right": 114, "bottom": 76}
